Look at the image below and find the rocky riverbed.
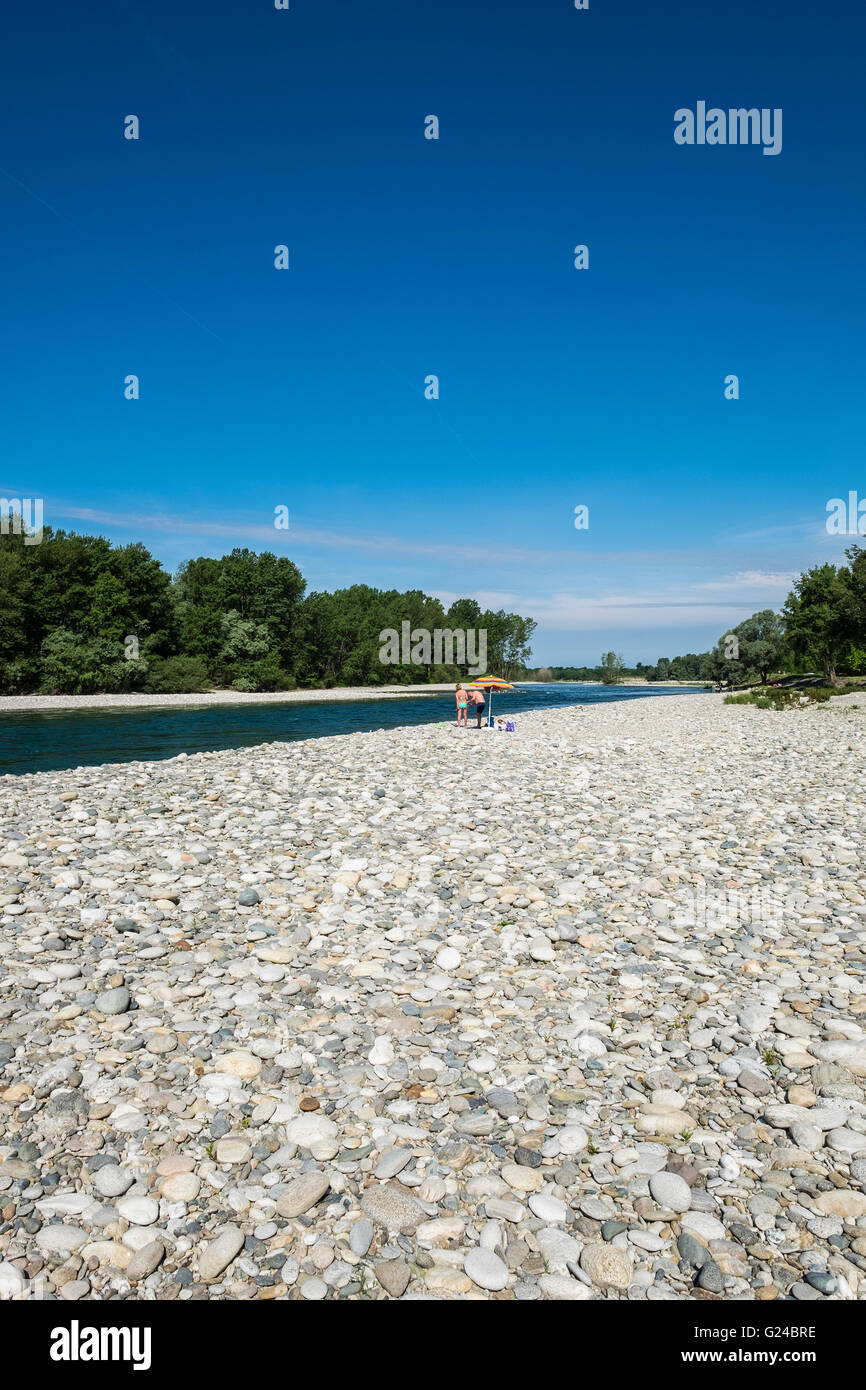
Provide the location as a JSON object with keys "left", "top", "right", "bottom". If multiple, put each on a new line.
{"left": 1, "top": 692, "right": 865, "bottom": 1302}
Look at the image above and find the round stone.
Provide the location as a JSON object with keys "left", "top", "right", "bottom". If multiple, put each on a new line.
{"left": 214, "top": 1051, "right": 261, "bottom": 1079}
{"left": 93, "top": 1165, "right": 134, "bottom": 1199}
{"left": 215, "top": 1137, "right": 251, "bottom": 1165}
{"left": 529, "top": 1193, "right": 568, "bottom": 1223}
{"left": 284, "top": 1113, "right": 338, "bottom": 1153}
{"left": 94, "top": 986, "right": 130, "bottom": 1015}
{"left": 579, "top": 1244, "right": 633, "bottom": 1290}
{"left": 275, "top": 1171, "right": 331, "bottom": 1219}
{"left": 126, "top": 1241, "right": 165, "bottom": 1282}
{"left": 369, "top": 1036, "right": 395, "bottom": 1066}
{"left": 557, "top": 1125, "right": 588, "bottom": 1154}
{"left": 36, "top": 1226, "right": 88, "bottom": 1256}
{"left": 827, "top": 1128, "right": 866, "bottom": 1157}
{"left": 697, "top": 1262, "right": 726, "bottom": 1293}
{"left": 680, "top": 1212, "right": 726, "bottom": 1242}
{"left": 649, "top": 1171, "right": 692, "bottom": 1213}
{"left": 160, "top": 1172, "right": 200, "bottom": 1203}
{"left": 300, "top": 1277, "right": 328, "bottom": 1300}
{"left": 464, "top": 1246, "right": 508, "bottom": 1291}
{"left": 350, "top": 1220, "right": 375, "bottom": 1256}
{"left": 435, "top": 947, "right": 461, "bottom": 971}
{"left": 199, "top": 1225, "right": 244, "bottom": 1282}
{"left": 677, "top": 1232, "right": 710, "bottom": 1268}
{"left": 117, "top": 1196, "right": 159, "bottom": 1226}
{"left": 0, "top": 1262, "right": 27, "bottom": 1297}
{"left": 501, "top": 1163, "right": 544, "bottom": 1193}
{"left": 468, "top": 1051, "right": 497, "bottom": 1074}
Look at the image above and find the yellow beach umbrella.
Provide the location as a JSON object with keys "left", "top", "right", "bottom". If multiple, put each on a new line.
{"left": 466, "top": 676, "right": 515, "bottom": 725}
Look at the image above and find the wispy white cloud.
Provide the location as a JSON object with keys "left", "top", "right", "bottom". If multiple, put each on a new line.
{"left": 25, "top": 504, "right": 823, "bottom": 641}
{"left": 432, "top": 588, "right": 783, "bottom": 633}
{"left": 692, "top": 570, "right": 797, "bottom": 594}
{"left": 45, "top": 503, "right": 713, "bottom": 569}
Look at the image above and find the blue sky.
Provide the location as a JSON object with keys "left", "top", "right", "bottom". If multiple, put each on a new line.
{"left": 2, "top": 0, "right": 864, "bottom": 664}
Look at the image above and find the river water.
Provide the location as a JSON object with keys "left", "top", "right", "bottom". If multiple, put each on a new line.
{"left": 0, "top": 683, "right": 707, "bottom": 776}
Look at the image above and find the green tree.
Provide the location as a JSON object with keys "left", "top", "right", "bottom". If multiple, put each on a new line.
{"left": 39, "top": 630, "right": 146, "bottom": 695}
{"left": 782, "top": 564, "right": 852, "bottom": 684}
{"left": 600, "top": 651, "right": 625, "bottom": 684}
{"left": 732, "top": 610, "right": 787, "bottom": 685}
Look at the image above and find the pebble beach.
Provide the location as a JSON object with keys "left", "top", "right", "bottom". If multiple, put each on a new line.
{"left": 1, "top": 691, "right": 866, "bottom": 1303}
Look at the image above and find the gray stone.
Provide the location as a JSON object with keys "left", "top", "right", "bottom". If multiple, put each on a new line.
{"left": 602, "top": 1220, "right": 628, "bottom": 1241}
{"left": 579, "top": 1244, "right": 632, "bottom": 1289}
{"left": 677, "top": 1232, "right": 710, "bottom": 1268}
{"left": 827, "top": 1128, "right": 866, "bottom": 1156}
{"left": 36, "top": 1225, "right": 88, "bottom": 1256}
{"left": 126, "top": 1241, "right": 165, "bottom": 1282}
{"left": 349, "top": 1219, "right": 374, "bottom": 1256}
{"left": 649, "top": 1171, "right": 691, "bottom": 1213}
{"left": 275, "top": 1171, "right": 330, "bottom": 1219}
{"left": 376, "top": 1258, "right": 411, "bottom": 1296}
{"left": 93, "top": 1165, "right": 133, "bottom": 1199}
{"left": 738, "top": 1069, "right": 771, "bottom": 1096}
{"left": 790, "top": 1122, "right": 823, "bottom": 1150}
{"left": 94, "top": 986, "right": 130, "bottom": 1016}
{"left": 464, "top": 1246, "right": 508, "bottom": 1291}
{"left": 486, "top": 1086, "right": 522, "bottom": 1118}
{"left": 804, "top": 1271, "right": 836, "bottom": 1295}
{"left": 696, "top": 1262, "right": 725, "bottom": 1293}
{"left": 791, "top": 1281, "right": 824, "bottom": 1301}
{"left": 199, "top": 1225, "right": 244, "bottom": 1282}
{"left": 360, "top": 1183, "right": 425, "bottom": 1233}
{"left": 373, "top": 1148, "right": 413, "bottom": 1180}
{"left": 300, "top": 1276, "right": 328, "bottom": 1300}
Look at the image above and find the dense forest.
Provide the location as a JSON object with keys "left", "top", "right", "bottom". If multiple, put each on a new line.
{"left": 0, "top": 527, "right": 536, "bottom": 694}
{"left": 1, "top": 523, "right": 863, "bottom": 694}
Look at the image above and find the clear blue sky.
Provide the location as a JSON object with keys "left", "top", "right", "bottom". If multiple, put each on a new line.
{"left": 2, "top": 0, "right": 864, "bottom": 664}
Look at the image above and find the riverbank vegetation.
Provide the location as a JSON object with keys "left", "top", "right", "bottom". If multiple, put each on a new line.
{"left": 723, "top": 686, "right": 840, "bottom": 710}
{"left": 0, "top": 528, "right": 536, "bottom": 694}
{"left": 1, "top": 522, "right": 863, "bottom": 695}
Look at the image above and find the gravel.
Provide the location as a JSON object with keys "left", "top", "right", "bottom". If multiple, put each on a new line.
{"left": 0, "top": 692, "right": 864, "bottom": 1300}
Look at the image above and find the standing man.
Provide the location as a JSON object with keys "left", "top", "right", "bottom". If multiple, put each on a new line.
{"left": 471, "top": 687, "right": 487, "bottom": 728}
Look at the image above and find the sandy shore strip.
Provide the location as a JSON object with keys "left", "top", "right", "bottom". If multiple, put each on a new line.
{"left": 1, "top": 693, "right": 865, "bottom": 1302}
{"left": 0, "top": 685, "right": 461, "bottom": 714}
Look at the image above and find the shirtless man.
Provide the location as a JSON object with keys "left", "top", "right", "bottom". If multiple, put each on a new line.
{"left": 470, "top": 688, "right": 486, "bottom": 728}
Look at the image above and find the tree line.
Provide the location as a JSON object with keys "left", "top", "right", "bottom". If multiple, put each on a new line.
{"left": 534, "top": 546, "right": 866, "bottom": 687}
{"left": 0, "top": 527, "right": 536, "bottom": 694}
{"left": 1, "top": 524, "right": 863, "bottom": 694}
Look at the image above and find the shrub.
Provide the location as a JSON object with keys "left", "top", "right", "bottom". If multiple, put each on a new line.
{"left": 145, "top": 655, "right": 211, "bottom": 694}
{"left": 0, "top": 658, "right": 41, "bottom": 694}
{"left": 724, "top": 685, "right": 838, "bottom": 710}
{"left": 227, "top": 653, "right": 296, "bottom": 692}
{"left": 38, "top": 630, "right": 144, "bottom": 694}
